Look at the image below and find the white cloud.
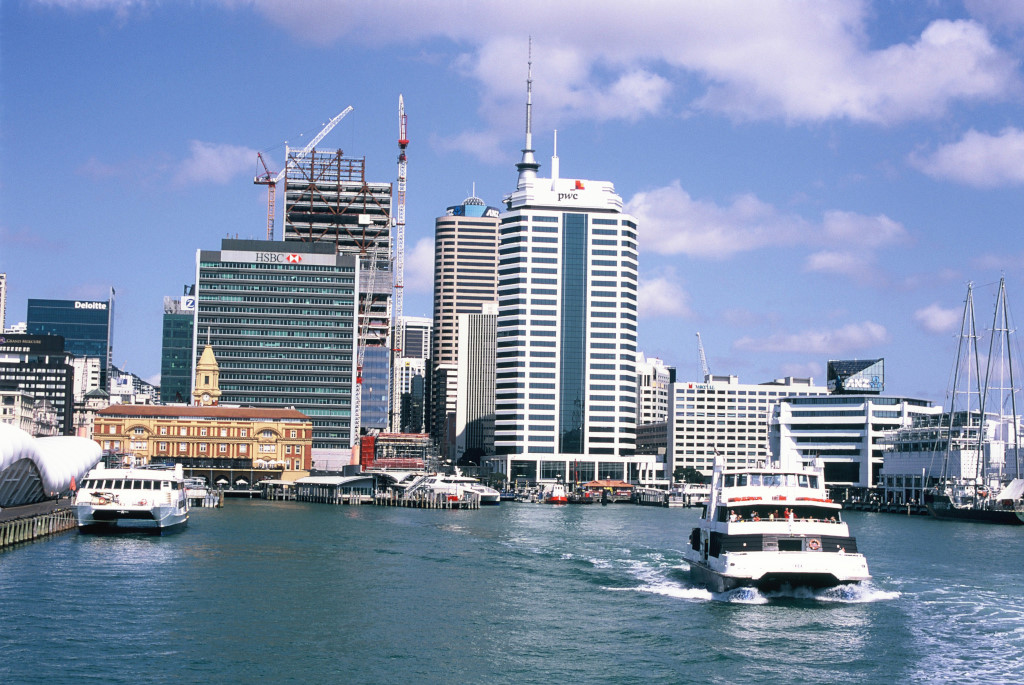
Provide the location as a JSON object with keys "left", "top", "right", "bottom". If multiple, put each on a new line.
{"left": 627, "top": 181, "right": 906, "bottom": 264}
{"left": 734, "top": 321, "right": 888, "bottom": 354}
{"left": 914, "top": 303, "right": 961, "bottom": 334}
{"left": 173, "top": 140, "right": 257, "bottom": 186}
{"left": 404, "top": 237, "right": 435, "bottom": 291}
{"left": 821, "top": 211, "right": 908, "bottom": 248}
{"left": 638, "top": 274, "right": 692, "bottom": 319}
{"left": 803, "top": 250, "right": 877, "bottom": 280}
{"left": 627, "top": 181, "right": 806, "bottom": 259}
{"left": 910, "top": 128, "right": 1024, "bottom": 188}
{"left": 46, "top": 2, "right": 1020, "bottom": 136}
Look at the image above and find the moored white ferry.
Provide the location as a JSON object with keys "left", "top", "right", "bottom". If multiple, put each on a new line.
{"left": 73, "top": 463, "right": 190, "bottom": 534}
{"left": 683, "top": 454, "right": 870, "bottom": 592}
{"left": 406, "top": 471, "right": 501, "bottom": 505}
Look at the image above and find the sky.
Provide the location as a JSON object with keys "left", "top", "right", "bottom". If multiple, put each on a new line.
{"left": 4, "top": 0, "right": 1024, "bottom": 405}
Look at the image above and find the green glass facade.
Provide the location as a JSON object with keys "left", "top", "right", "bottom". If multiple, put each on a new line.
{"left": 195, "top": 239, "right": 358, "bottom": 452}
{"left": 160, "top": 309, "right": 194, "bottom": 404}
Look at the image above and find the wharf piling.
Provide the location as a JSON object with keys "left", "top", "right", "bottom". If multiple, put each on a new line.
{"left": 633, "top": 487, "right": 670, "bottom": 507}
{"left": 1, "top": 506, "right": 76, "bottom": 550}
{"left": 375, "top": 491, "right": 480, "bottom": 510}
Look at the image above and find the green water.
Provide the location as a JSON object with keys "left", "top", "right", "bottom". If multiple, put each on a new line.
{"left": 2, "top": 501, "right": 1021, "bottom": 684}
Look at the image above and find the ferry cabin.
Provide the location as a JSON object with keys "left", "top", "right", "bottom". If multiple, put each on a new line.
{"left": 695, "top": 468, "right": 859, "bottom": 556}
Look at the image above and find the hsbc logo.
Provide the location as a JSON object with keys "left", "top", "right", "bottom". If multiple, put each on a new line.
{"left": 286, "top": 254, "right": 302, "bottom": 263}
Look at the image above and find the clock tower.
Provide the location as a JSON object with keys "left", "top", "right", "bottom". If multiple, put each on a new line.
{"left": 193, "top": 344, "right": 221, "bottom": 406}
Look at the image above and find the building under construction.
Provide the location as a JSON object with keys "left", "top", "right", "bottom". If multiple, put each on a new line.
{"left": 282, "top": 148, "right": 393, "bottom": 433}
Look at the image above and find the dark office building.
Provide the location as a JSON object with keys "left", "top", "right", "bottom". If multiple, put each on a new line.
{"left": 0, "top": 334, "right": 74, "bottom": 434}
{"left": 160, "top": 295, "right": 195, "bottom": 404}
{"left": 27, "top": 296, "right": 114, "bottom": 385}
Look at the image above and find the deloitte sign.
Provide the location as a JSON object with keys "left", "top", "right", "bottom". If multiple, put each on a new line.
{"left": 74, "top": 301, "right": 108, "bottom": 310}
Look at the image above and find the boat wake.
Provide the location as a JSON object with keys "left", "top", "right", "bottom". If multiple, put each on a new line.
{"left": 593, "top": 554, "right": 898, "bottom": 604}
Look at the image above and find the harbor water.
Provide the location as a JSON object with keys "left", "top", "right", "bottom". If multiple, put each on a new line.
{"left": 2, "top": 501, "right": 1022, "bottom": 684}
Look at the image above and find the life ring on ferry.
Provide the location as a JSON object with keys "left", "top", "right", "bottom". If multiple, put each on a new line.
{"left": 807, "top": 538, "right": 821, "bottom": 551}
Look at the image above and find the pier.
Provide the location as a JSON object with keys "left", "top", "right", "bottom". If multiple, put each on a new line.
{"left": 0, "top": 502, "right": 77, "bottom": 550}
{"left": 633, "top": 487, "right": 669, "bottom": 507}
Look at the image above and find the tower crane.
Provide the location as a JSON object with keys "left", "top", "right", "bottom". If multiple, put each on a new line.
{"left": 696, "top": 332, "right": 711, "bottom": 381}
{"left": 394, "top": 94, "right": 408, "bottom": 355}
{"left": 254, "top": 106, "right": 354, "bottom": 240}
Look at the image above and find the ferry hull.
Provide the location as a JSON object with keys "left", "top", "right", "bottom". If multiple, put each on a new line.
{"left": 687, "top": 553, "right": 869, "bottom": 593}
{"left": 75, "top": 506, "right": 189, "bottom": 535}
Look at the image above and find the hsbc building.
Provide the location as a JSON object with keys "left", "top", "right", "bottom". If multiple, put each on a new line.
{"left": 195, "top": 239, "right": 359, "bottom": 453}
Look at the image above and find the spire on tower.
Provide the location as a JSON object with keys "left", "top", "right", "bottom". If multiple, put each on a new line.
{"left": 516, "top": 37, "right": 540, "bottom": 188}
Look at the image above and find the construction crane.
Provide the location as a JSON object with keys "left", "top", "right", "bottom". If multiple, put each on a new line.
{"left": 696, "top": 332, "right": 711, "bottom": 380}
{"left": 253, "top": 106, "right": 354, "bottom": 240}
{"left": 387, "top": 95, "right": 409, "bottom": 433}
{"left": 394, "top": 94, "right": 408, "bottom": 355}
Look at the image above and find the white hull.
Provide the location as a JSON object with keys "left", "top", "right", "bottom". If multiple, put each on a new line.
{"left": 685, "top": 549, "right": 870, "bottom": 593}
{"left": 73, "top": 464, "right": 190, "bottom": 535}
{"left": 75, "top": 504, "right": 189, "bottom": 534}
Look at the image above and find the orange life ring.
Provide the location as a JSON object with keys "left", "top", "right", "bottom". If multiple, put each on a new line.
{"left": 807, "top": 538, "right": 821, "bottom": 551}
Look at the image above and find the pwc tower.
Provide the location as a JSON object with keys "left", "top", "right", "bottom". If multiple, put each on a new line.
{"left": 492, "top": 56, "right": 645, "bottom": 485}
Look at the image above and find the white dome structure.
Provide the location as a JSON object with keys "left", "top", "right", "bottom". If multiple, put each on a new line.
{"left": 0, "top": 423, "right": 102, "bottom": 507}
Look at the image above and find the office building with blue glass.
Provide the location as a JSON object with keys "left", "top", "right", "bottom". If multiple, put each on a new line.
{"left": 491, "top": 67, "right": 649, "bottom": 484}
{"left": 27, "top": 296, "right": 113, "bottom": 385}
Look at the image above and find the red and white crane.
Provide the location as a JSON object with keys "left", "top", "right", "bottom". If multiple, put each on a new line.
{"left": 394, "top": 94, "right": 408, "bottom": 354}
{"left": 254, "top": 106, "right": 353, "bottom": 240}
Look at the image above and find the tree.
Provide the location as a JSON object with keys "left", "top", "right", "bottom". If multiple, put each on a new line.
{"left": 674, "top": 466, "right": 707, "bottom": 484}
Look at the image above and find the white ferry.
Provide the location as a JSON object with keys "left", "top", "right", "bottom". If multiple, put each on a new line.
{"left": 73, "top": 463, "right": 190, "bottom": 534}
{"left": 683, "top": 454, "right": 870, "bottom": 592}
{"left": 406, "top": 471, "right": 501, "bottom": 505}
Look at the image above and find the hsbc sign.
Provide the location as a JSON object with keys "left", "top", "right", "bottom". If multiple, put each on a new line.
{"left": 222, "top": 250, "right": 334, "bottom": 266}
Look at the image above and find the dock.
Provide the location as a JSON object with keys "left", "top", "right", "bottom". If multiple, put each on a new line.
{"left": 633, "top": 487, "right": 669, "bottom": 507}
{"left": 0, "top": 501, "right": 77, "bottom": 550}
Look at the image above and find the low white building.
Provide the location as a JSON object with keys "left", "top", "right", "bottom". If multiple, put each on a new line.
{"left": 772, "top": 394, "right": 940, "bottom": 488}
{"left": 668, "top": 375, "right": 827, "bottom": 479}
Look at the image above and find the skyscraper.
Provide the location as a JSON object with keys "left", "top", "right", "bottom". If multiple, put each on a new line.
{"left": 455, "top": 302, "right": 497, "bottom": 465}
{"left": 390, "top": 315, "right": 431, "bottom": 432}
{"left": 194, "top": 239, "right": 358, "bottom": 454}
{"left": 492, "top": 59, "right": 644, "bottom": 484}
{"left": 160, "top": 294, "right": 195, "bottom": 404}
{"left": 430, "top": 194, "right": 501, "bottom": 454}
{"left": 27, "top": 295, "right": 114, "bottom": 386}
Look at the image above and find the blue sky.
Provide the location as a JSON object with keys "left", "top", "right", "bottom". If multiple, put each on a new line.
{"left": 4, "top": 0, "right": 1024, "bottom": 404}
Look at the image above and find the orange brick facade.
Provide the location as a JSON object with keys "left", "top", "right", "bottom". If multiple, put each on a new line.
{"left": 94, "top": 406, "right": 314, "bottom": 472}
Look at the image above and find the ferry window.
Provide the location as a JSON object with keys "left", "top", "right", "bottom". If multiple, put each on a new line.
{"left": 764, "top": 475, "right": 781, "bottom": 487}
{"left": 809, "top": 476, "right": 819, "bottom": 488}
{"left": 798, "top": 474, "right": 810, "bottom": 487}
{"left": 738, "top": 474, "right": 748, "bottom": 486}
{"left": 724, "top": 475, "right": 735, "bottom": 487}
{"left": 748, "top": 474, "right": 762, "bottom": 486}
{"left": 784, "top": 474, "right": 798, "bottom": 487}
{"left": 162, "top": 482, "right": 171, "bottom": 489}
